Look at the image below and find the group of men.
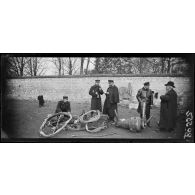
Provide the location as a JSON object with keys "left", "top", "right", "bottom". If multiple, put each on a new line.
{"left": 54, "top": 79, "right": 178, "bottom": 132}
{"left": 89, "top": 79, "right": 119, "bottom": 124}
{"left": 135, "top": 81, "right": 177, "bottom": 132}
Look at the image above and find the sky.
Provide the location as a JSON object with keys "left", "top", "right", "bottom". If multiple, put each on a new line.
{"left": 40, "top": 58, "right": 95, "bottom": 75}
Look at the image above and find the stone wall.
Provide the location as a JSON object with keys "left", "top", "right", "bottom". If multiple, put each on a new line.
{"left": 6, "top": 75, "right": 192, "bottom": 108}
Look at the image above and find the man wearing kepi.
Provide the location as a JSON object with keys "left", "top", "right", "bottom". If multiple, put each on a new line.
{"left": 89, "top": 80, "right": 104, "bottom": 112}
{"left": 55, "top": 96, "right": 71, "bottom": 113}
{"left": 158, "top": 81, "right": 177, "bottom": 132}
{"left": 103, "top": 80, "right": 119, "bottom": 123}
{"left": 136, "top": 82, "right": 153, "bottom": 127}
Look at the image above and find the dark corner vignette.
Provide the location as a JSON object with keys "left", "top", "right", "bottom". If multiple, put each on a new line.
{"left": 0, "top": 53, "right": 194, "bottom": 143}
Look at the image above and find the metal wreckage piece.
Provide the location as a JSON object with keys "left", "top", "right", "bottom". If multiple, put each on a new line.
{"left": 115, "top": 101, "right": 153, "bottom": 132}
{"left": 39, "top": 110, "right": 109, "bottom": 137}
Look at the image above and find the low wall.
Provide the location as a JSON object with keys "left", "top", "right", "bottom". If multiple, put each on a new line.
{"left": 6, "top": 75, "right": 192, "bottom": 108}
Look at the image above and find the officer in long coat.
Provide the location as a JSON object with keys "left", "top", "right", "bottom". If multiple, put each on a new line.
{"left": 103, "top": 80, "right": 119, "bottom": 123}
{"left": 158, "top": 81, "right": 178, "bottom": 132}
{"left": 55, "top": 96, "right": 71, "bottom": 113}
{"left": 89, "top": 80, "right": 104, "bottom": 112}
{"left": 136, "top": 82, "right": 153, "bottom": 127}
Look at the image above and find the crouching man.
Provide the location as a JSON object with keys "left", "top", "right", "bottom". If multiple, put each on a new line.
{"left": 55, "top": 96, "right": 71, "bottom": 113}
{"left": 49, "top": 96, "right": 71, "bottom": 130}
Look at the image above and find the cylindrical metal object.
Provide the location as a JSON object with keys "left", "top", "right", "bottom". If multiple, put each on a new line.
{"left": 115, "top": 117, "right": 142, "bottom": 132}
{"left": 141, "top": 101, "right": 146, "bottom": 128}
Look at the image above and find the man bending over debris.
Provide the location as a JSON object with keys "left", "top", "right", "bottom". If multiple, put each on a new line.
{"left": 136, "top": 82, "right": 153, "bottom": 127}
{"left": 47, "top": 96, "right": 71, "bottom": 130}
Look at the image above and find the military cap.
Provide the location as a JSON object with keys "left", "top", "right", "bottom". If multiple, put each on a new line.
{"left": 63, "top": 96, "right": 68, "bottom": 99}
{"left": 144, "top": 82, "right": 150, "bottom": 86}
{"left": 165, "top": 81, "right": 175, "bottom": 88}
{"left": 108, "top": 80, "right": 114, "bottom": 83}
{"left": 95, "top": 79, "right": 100, "bottom": 82}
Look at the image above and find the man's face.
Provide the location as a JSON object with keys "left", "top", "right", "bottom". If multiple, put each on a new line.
{"left": 144, "top": 85, "right": 149, "bottom": 90}
{"left": 108, "top": 82, "right": 113, "bottom": 87}
{"left": 166, "top": 86, "right": 171, "bottom": 91}
{"left": 63, "top": 99, "right": 68, "bottom": 102}
{"left": 95, "top": 81, "right": 100, "bottom": 86}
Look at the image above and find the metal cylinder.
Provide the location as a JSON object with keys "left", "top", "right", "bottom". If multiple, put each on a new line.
{"left": 115, "top": 117, "right": 142, "bottom": 132}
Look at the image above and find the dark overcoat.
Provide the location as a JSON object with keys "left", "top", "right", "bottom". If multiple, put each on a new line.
{"left": 89, "top": 85, "right": 104, "bottom": 111}
{"left": 136, "top": 88, "right": 153, "bottom": 119}
{"left": 159, "top": 89, "right": 178, "bottom": 130}
{"left": 55, "top": 101, "right": 71, "bottom": 113}
{"left": 103, "top": 85, "right": 119, "bottom": 120}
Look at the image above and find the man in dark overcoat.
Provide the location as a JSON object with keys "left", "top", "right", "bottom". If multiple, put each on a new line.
{"left": 136, "top": 82, "right": 153, "bottom": 127}
{"left": 103, "top": 80, "right": 119, "bottom": 123}
{"left": 55, "top": 96, "right": 71, "bottom": 113}
{"left": 158, "top": 81, "right": 178, "bottom": 132}
{"left": 89, "top": 80, "right": 104, "bottom": 112}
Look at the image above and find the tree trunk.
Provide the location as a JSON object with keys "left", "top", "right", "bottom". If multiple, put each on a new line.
{"left": 68, "top": 58, "right": 73, "bottom": 75}
{"left": 33, "top": 57, "right": 38, "bottom": 76}
{"left": 20, "top": 57, "right": 24, "bottom": 76}
{"left": 29, "top": 58, "right": 33, "bottom": 76}
{"left": 85, "top": 57, "right": 90, "bottom": 74}
{"left": 80, "top": 57, "right": 85, "bottom": 75}
{"left": 95, "top": 58, "right": 100, "bottom": 73}
{"left": 58, "top": 58, "right": 62, "bottom": 76}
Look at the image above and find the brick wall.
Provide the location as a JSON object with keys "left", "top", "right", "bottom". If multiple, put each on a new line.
{"left": 6, "top": 75, "right": 192, "bottom": 108}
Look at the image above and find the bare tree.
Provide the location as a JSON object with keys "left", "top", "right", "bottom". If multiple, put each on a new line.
{"left": 85, "top": 57, "right": 90, "bottom": 74}
{"left": 80, "top": 57, "right": 85, "bottom": 75}
{"left": 68, "top": 58, "right": 78, "bottom": 75}
{"left": 52, "top": 57, "right": 64, "bottom": 76}
{"left": 7, "top": 57, "right": 30, "bottom": 77}
{"left": 25, "top": 57, "right": 46, "bottom": 76}
{"left": 51, "top": 57, "right": 79, "bottom": 76}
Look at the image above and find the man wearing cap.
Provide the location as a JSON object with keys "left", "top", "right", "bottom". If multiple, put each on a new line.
{"left": 89, "top": 80, "right": 104, "bottom": 112}
{"left": 158, "top": 81, "right": 177, "bottom": 132}
{"left": 103, "top": 80, "right": 119, "bottom": 123}
{"left": 55, "top": 96, "right": 71, "bottom": 113}
{"left": 136, "top": 82, "right": 153, "bottom": 127}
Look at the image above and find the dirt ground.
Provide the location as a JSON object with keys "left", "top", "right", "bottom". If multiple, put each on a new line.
{"left": 2, "top": 99, "right": 188, "bottom": 141}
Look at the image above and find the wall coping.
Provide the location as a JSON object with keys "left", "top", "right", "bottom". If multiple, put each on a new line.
{"left": 7, "top": 74, "right": 191, "bottom": 79}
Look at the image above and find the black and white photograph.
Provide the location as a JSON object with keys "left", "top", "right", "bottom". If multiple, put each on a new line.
{"left": 1, "top": 1, "right": 195, "bottom": 195}
{"left": 1, "top": 54, "right": 194, "bottom": 142}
